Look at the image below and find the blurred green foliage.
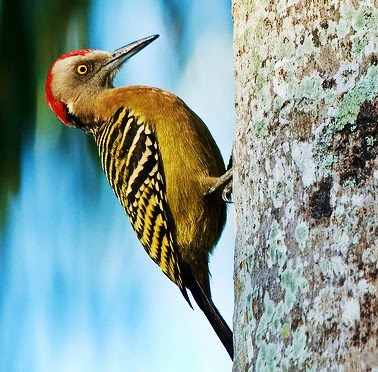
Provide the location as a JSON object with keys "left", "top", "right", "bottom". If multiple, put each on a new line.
{"left": 0, "top": 0, "right": 197, "bottom": 231}
{"left": 0, "top": 0, "right": 89, "bottom": 229}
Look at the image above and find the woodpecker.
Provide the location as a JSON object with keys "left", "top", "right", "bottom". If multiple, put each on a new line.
{"left": 45, "top": 34, "right": 233, "bottom": 359}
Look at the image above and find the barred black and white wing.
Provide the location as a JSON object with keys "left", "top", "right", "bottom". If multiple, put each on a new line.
{"left": 95, "top": 106, "right": 190, "bottom": 304}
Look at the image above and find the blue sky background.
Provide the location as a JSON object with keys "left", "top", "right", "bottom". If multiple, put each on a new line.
{"left": 0, "top": 1, "right": 235, "bottom": 371}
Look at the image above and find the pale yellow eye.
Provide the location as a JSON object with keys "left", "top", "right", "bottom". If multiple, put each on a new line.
{"left": 76, "top": 64, "right": 89, "bottom": 75}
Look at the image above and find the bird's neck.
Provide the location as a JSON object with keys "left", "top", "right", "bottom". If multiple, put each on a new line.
{"left": 67, "top": 88, "right": 118, "bottom": 135}
{"left": 69, "top": 85, "right": 167, "bottom": 135}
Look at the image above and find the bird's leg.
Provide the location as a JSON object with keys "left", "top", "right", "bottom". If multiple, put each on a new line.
{"left": 222, "top": 176, "right": 233, "bottom": 203}
{"left": 205, "top": 168, "right": 233, "bottom": 203}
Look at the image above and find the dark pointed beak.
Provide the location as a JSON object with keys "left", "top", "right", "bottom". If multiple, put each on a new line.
{"left": 106, "top": 34, "right": 159, "bottom": 71}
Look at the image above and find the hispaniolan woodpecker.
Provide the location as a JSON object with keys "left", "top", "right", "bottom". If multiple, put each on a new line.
{"left": 45, "top": 34, "right": 233, "bottom": 359}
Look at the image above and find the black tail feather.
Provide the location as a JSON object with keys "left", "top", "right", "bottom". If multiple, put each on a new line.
{"left": 188, "top": 278, "right": 234, "bottom": 360}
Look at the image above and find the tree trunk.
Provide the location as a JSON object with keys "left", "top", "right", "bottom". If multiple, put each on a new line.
{"left": 232, "top": 1, "right": 377, "bottom": 370}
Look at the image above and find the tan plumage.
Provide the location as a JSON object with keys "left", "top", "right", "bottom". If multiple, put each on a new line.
{"left": 45, "top": 35, "right": 232, "bottom": 359}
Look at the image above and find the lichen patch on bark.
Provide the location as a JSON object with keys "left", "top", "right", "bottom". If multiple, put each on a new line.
{"left": 232, "top": 1, "right": 377, "bottom": 370}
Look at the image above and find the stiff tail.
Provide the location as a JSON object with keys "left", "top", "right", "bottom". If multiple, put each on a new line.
{"left": 188, "top": 278, "right": 234, "bottom": 360}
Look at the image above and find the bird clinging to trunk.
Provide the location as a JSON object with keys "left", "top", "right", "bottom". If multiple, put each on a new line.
{"left": 45, "top": 34, "right": 233, "bottom": 359}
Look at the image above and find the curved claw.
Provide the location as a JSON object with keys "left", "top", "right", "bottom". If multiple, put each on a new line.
{"left": 205, "top": 168, "right": 233, "bottom": 202}
{"left": 222, "top": 180, "right": 233, "bottom": 203}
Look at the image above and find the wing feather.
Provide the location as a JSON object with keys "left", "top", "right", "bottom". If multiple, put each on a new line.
{"left": 96, "top": 107, "right": 190, "bottom": 303}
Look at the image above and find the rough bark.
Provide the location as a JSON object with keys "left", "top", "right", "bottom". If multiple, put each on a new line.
{"left": 232, "top": 1, "right": 377, "bottom": 370}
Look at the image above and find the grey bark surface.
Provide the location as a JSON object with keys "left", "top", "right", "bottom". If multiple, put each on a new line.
{"left": 232, "top": 1, "right": 377, "bottom": 371}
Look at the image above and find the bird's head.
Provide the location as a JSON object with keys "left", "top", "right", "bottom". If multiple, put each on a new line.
{"left": 45, "top": 34, "right": 159, "bottom": 126}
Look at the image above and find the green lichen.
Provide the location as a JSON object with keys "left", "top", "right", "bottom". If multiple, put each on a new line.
{"left": 272, "top": 182, "right": 283, "bottom": 203}
{"left": 269, "top": 220, "right": 280, "bottom": 240}
{"left": 319, "top": 256, "right": 348, "bottom": 279}
{"left": 295, "top": 222, "right": 309, "bottom": 252}
{"left": 276, "top": 0, "right": 285, "bottom": 13}
{"left": 333, "top": 228, "right": 342, "bottom": 243}
{"left": 284, "top": 291, "right": 296, "bottom": 314}
{"left": 254, "top": 118, "right": 269, "bottom": 137}
{"left": 366, "top": 136, "right": 376, "bottom": 146}
{"left": 295, "top": 74, "right": 323, "bottom": 100}
{"left": 256, "top": 341, "right": 281, "bottom": 372}
{"left": 319, "top": 154, "right": 338, "bottom": 176}
{"left": 306, "top": 366, "right": 318, "bottom": 372}
{"left": 275, "top": 301, "right": 284, "bottom": 319}
{"left": 255, "top": 292, "right": 276, "bottom": 346}
{"left": 254, "top": 264, "right": 308, "bottom": 371}
{"left": 281, "top": 265, "right": 299, "bottom": 294}
{"left": 252, "top": 285, "right": 259, "bottom": 299}
{"left": 319, "top": 257, "right": 330, "bottom": 277}
{"left": 271, "top": 301, "right": 285, "bottom": 334}
{"left": 281, "top": 323, "right": 290, "bottom": 338}
{"left": 336, "top": 19, "right": 351, "bottom": 39}
{"left": 342, "top": 178, "right": 357, "bottom": 188}
{"left": 267, "top": 220, "right": 288, "bottom": 269}
{"left": 277, "top": 246, "right": 288, "bottom": 269}
{"left": 295, "top": 35, "right": 319, "bottom": 67}
{"left": 351, "top": 33, "right": 370, "bottom": 55}
{"left": 281, "top": 261, "right": 309, "bottom": 313}
{"left": 291, "top": 73, "right": 324, "bottom": 111}
{"left": 265, "top": 296, "right": 276, "bottom": 319}
{"left": 340, "top": 2, "right": 356, "bottom": 21}
{"left": 351, "top": 5, "right": 377, "bottom": 32}
{"left": 266, "top": 343, "right": 280, "bottom": 371}
{"left": 330, "top": 256, "right": 347, "bottom": 279}
{"left": 281, "top": 357, "right": 289, "bottom": 371}
{"left": 333, "top": 65, "right": 378, "bottom": 131}
{"left": 285, "top": 325, "right": 308, "bottom": 363}
{"left": 246, "top": 40, "right": 263, "bottom": 80}
{"left": 285, "top": 179, "right": 294, "bottom": 197}
{"left": 362, "top": 248, "right": 377, "bottom": 264}
{"left": 257, "top": 323, "right": 309, "bottom": 370}
{"left": 267, "top": 244, "right": 277, "bottom": 266}
{"left": 272, "top": 318, "right": 281, "bottom": 333}
{"left": 255, "top": 342, "right": 266, "bottom": 372}
{"left": 273, "top": 95, "right": 284, "bottom": 112}
{"left": 277, "top": 38, "right": 295, "bottom": 60}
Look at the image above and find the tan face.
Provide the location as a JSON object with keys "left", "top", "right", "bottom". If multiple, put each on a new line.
{"left": 49, "top": 50, "right": 114, "bottom": 111}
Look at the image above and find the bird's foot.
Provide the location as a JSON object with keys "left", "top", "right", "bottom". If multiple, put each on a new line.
{"left": 205, "top": 168, "right": 233, "bottom": 203}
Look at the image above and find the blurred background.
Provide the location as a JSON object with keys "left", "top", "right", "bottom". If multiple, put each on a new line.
{"left": 0, "top": 1, "right": 235, "bottom": 371}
